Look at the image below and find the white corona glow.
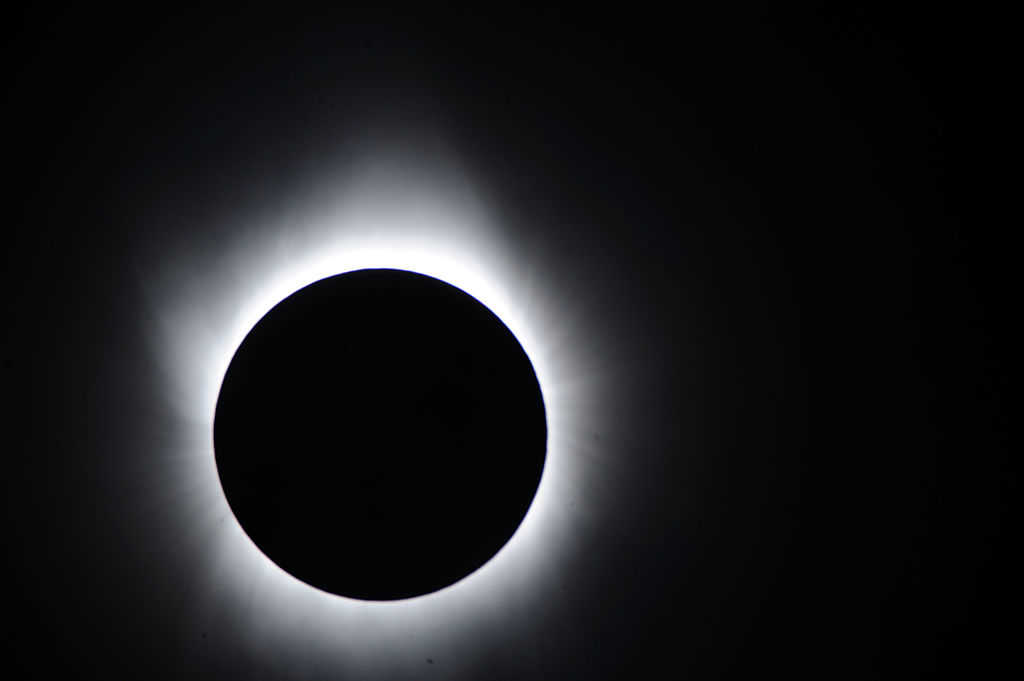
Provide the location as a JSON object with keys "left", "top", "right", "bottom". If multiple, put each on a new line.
{"left": 143, "top": 149, "right": 610, "bottom": 676}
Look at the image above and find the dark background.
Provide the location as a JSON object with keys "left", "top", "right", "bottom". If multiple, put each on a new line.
{"left": 3, "top": 6, "right": 1010, "bottom": 680}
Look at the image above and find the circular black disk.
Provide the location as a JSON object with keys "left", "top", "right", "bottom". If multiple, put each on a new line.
{"left": 213, "top": 269, "right": 546, "bottom": 600}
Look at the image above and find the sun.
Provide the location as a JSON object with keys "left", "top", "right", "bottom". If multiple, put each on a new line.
{"left": 141, "top": 151, "right": 608, "bottom": 675}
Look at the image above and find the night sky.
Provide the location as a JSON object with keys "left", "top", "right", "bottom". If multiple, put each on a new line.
{"left": 3, "top": 7, "right": 1010, "bottom": 680}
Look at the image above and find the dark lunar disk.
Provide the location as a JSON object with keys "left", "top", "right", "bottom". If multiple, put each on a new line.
{"left": 213, "top": 269, "right": 547, "bottom": 600}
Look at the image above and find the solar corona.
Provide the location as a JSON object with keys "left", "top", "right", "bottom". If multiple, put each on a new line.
{"left": 145, "top": 160, "right": 611, "bottom": 676}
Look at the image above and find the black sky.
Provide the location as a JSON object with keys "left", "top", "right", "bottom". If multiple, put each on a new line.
{"left": 3, "top": 7, "right": 1010, "bottom": 680}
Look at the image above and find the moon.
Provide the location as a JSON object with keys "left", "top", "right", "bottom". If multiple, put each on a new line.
{"left": 213, "top": 268, "right": 547, "bottom": 600}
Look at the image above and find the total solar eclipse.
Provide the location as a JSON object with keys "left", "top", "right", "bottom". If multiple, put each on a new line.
{"left": 213, "top": 268, "right": 547, "bottom": 600}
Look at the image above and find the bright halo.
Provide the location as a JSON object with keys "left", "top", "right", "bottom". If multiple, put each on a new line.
{"left": 141, "top": 149, "right": 608, "bottom": 677}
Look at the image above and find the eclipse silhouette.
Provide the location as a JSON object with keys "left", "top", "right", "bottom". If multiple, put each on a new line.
{"left": 213, "top": 269, "right": 547, "bottom": 600}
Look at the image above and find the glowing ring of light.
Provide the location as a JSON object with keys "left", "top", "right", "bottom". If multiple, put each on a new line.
{"left": 146, "top": 159, "right": 603, "bottom": 676}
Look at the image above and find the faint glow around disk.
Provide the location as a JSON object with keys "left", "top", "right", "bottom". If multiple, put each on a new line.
{"left": 147, "top": 155, "right": 604, "bottom": 675}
